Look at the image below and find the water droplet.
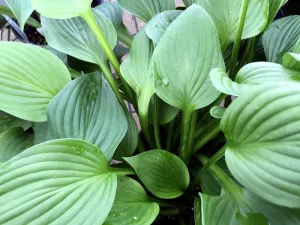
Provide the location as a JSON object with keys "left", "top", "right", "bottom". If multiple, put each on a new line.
{"left": 274, "top": 24, "right": 280, "bottom": 30}
{"left": 109, "top": 211, "right": 120, "bottom": 217}
{"left": 153, "top": 24, "right": 158, "bottom": 28}
{"left": 75, "top": 147, "right": 84, "bottom": 155}
{"left": 162, "top": 77, "right": 170, "bottom": 87}
{"left": 133, "top": 216, "right": 140, "bottom": 222}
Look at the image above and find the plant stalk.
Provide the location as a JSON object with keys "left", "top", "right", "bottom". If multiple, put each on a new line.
{"left": 152, "top": 95, "right": 162, "bottom": 149}
{"left": 166, "top": 119, "right": 176, "bottom": 151}
{"left": 109, "top": 167, "right": 135, "bottom": 175}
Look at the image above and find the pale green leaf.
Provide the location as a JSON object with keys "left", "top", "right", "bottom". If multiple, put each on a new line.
{"left": 0, "top": 111, "right": 31, "bottom": 135}
{"left": 293, "top": 38, "right": 300, "bottom": 53}
{"left": 104, "top": 176, "right": 159, "bottom": 225}
{"left": 263, "top": 16, "right": 300, "bottom": 63}
{"left": 195, "top": 0, "right": 269, "bottom": 50}
{"left": 210, "top": 106, "right": 226, "bottom": 119}
{"left": 93, "top": 2, "right": 132, "bottom": 46}
{"left": 41, "top": 10, "right": 117, "bottom": 65}
{"left": 33, "top": 122, "right": 49, "bottom": 145}
{"left": 145, "top": 10, "right": 182, "bottom": 46}
{"left": 117, "top": 0, "right": 175, "bottom": 22}
{"left": 5, "top": 0, "right": 33, "bottom": 31}
{"left": 31, "top": 0, "right": 93, "bottom": 19}
{"left": 0, "top": 127, "right": 33, "bottom": 163}
{"left": 268, "top": 0, "right": 289, "bottom": 24}
{"left": 0, "top": 42, "right": 71, "bottom": 122}
{"left": 124, "top": 150, "right": 190, "bottom": 199}
{"left": 283, "top": 53, "right": 300, "bottom": 71}
{"left": 152, "top": 5, "right": 225, "bottom": 111}
{"left": 47, "top": 72, "right": 127, "bottom": 161}
{"left": 182, "top": 0, "right": 193, "bottom": 7}
{"left": 0, "top": 139, "right": 117, "bottom": 224}
{"left": 221, "top": 84, "right": 300, "bottom": 208}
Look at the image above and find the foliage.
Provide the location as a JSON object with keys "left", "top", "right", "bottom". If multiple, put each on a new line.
{"left": 0, "top": 0, "right": 300, "bottom": 224}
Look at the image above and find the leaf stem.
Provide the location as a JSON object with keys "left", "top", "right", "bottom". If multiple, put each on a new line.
{"left": 109, "top": 167, "right": 135, "bottom": 175}
{"left": 81, "top": 9, "right": 136, "bottom": 104}
{"left": 118, "top": 32, "right": 133, "bottom": 47}
{"left": 152, "top": 95, "right": 162, "bottom": 149}
{"left": 166, "top": 119, "right": 176, "bottom": 151}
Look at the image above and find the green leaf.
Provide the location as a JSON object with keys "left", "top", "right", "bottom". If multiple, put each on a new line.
{"left": 182, "top": 0, "right": 193, "bottom": 7}
{"left": 41, "top": 11, "right": 117, "bottom": 65}
{"left": 293, "top": 38, "right": 300, "bottom": 53}
{"left": 0, "top": 42, "right": 71, "bottom": 122}
{"left": 268, "top": 0, "right": 289, "bottom": 24}
{"left": 4, "top": 0, "right": 33, "bottom": 31}
{"left": 0, "top": 127, "right": 33, "bottom": 163}
{"left": 210, "top": 106, "right": 226, "bottom": 119}
{"left": 195, "top": 0, "right": 269, "bottom": 50}
{"left": 145, "top": 10, "right": 182, "bottom": 46}
{"left": 47, "top": 72, "right": 127, "bottom": 161}
{"left": 113, "top": 111, "right": 138, "bottom": 160}
{"left": 31, "top": 0, "right": 93, "bottom": 19}
{"left": 283, "top": 53, "right": 300, "bottom": 71}
{"left": 117, "top": 0, "right": 175, "bottom": 22}
{"left": 93, "top": 2, "right": 132, "bottom": 46}
{"left": 263, "top": 16, "right": 300, "bottom": 63}
{"left": 104, "top": 176, "right": 159, "bottom": 225}
{"left": 194, "top": 197, "right": 202, "bottom": 225}
{"left": 124, "top": 150, "right": 190, "bottom": 199}
{"left": 32, "top": 122, "right": 49, "bottom": 145}
{"left": 0, "top": 111, "right": 31, "bottom": 135}
{"left": 152, "top": 4, "right": 225, "bottom": 111}
{"left": 0, "top": 139, "right": 117, "bottom": 224}
{"left": 221, "top": 84, "right": 300, "bottom": 208}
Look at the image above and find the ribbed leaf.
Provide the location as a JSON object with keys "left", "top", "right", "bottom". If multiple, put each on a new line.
{"left": 33, "top": 122, "right": 49, "bottom": 145}
{"left": 0, "top": 111, "right": 31, "bottom": 135}
{"left": 283, "top": 53, "right": 300, "bottom": 71}
{"left": 0, "top": 139, "right": 117, "bottom": 224}
{"left": 221, "top": 84, "right": 300, "bottom": 208}
{"left": 210, "top": 106, "right": 226, "bottom": 119}
{"left": 41, "top": 10, "right": 116, "bottom": 65}
{"left": 47, "top": 72, "right": 127, "bottom": 161}
{"left": 104, "top": 176, "right": 159, "bottom": 225}
{"left": 0, "top": 127, "right": 33, "bottom": 163}
{"left": 0, "top": 42, "right": 71, "bottom": 122}
{"left": 195, "top": 0, "right": 269, "bottom": 50}
{"left": 145, "top": 10, "right": 182, "bottom": 46}
{"left": 124, "top": 150, "right": 190, "bottom": 199}
{"left": 152, "top": 5, "right": 225, "bottom": 111}
{"left": 263, "top": 16, "right": 300, "bottom": 63}
{"left": 5, "top": 0, "right": 33, "bottom": 31}
{"left": 31, "top": 0, "right": 93, "bottom": 19}
{"left": 117, "top": 0, "right": 175, "bottom": 22}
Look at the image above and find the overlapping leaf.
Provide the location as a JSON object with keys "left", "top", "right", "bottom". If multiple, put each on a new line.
{"left": 0, "top": 111, "right": 31, "bottom": 135}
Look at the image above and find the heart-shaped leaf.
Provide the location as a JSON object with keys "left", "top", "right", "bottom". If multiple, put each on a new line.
{"left": 263, "top": 16, "right": 300, "bottom": 63}
{"left": 145, "top": 10, "right": 182, "bottom": 46}
{"left": 195, "top": 0, "right": 269, "bottom": 50}
{"left": 31, "top": 0, "right": 93, "bottom": 19}
{"left": 0, "top": 42, "right": 71, "bottom": 122}
{"left": 124, "top": 150, "right": 190, "bottom": 199}
{"left": 0, "top": 111, "right": 31, "bottom": 135}
{"left": 47, "top": 72, "right": 127, "bottom": 161}
{"left": 5, "top": 0, "right": 33, "bottom": 31}
{"left": 221, "top": 84, "right": 300, "bottom": 208}
{"left": 152, "top": 4, "right": 225, "bottom": 111}
{"left": 104, "top": 176, "right": 159, "bottom": 225}
{"left": 41, "top": 11, "right": 116, "bottom": 65}
{"left": 0, "top": 127, "right": 33, "bottom": 163}
{"left": 117, "top": 0, "right": 175, "bottom": 22}
{"left": 0, "top": 139, "right": 117, "bottom": 224}
{"left": 283, "top": 53, "right": 300, "bottom": 71}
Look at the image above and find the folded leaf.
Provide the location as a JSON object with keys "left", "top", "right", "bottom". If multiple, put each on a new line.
{"left": 221, "top": 84, "right": 300, "bottom": 208}
{"left": 283, "top": 53, "right": 300, "bottom": 71}
{"left": 124, "top": 150, "right": 190, "bottom": 199}
{"left": 31, "top": 0, "right": 93, "bottom": 19}
{"left": 104, "top": 176, "right": 159, "bottom": 225}
{"left": 210, "top": 106, "right": 226, "bottom": 119}
{"left": 0, "top": 42, "right": 71, "bottom": 122}
{"left": 5, "top": 0, "right": 33, "bottom": 31}
{"left": 263, "top": 16, "right": 300, "bottom": 63}
{"left": 152, "top": 4, "right": 225, "bottom": 111}
{"left": 0, "top": 111, "right": 31, "bottom": 135}
{"left": 117, "top": 0, "right": 175, "bottom": 22}
{"left": 0, "top": 127, "right": 33, "bottom": 163}
{"left": 0, "top": 139, "right": 117, "bottom": 224}
{"left": 47, "top": 72, "right": 127, "bottom": 161}
{"left": 41, "top": 11, "right": 116, "bottom": 65}
{"left": 195, "top": 0, "right": 269, "bottom": 50}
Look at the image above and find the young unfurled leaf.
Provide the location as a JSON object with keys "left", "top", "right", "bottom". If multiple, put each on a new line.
{"left": 0, "top": 127, "right": 33, "bottom": 163}
{"left": 221, "top": 84, "right": 300, "bottom": 208}
{"left": 124, "top": 150, "right": 190, "bottom": 199}
{"left": 5, "top": 0, "right": 33, "bottom": 31}
{"left": 104, "top": 176, "right": 159, "bottom": 225}
{"left": 283, "top": 53, "right": 300, "bottom": 71}
{"left": 210, "top": 106, "right": 226, "bottom": 119}
{"left": 117, "top": 0, "right": 175, "bottom": 22}
{"left": 263, "top": 16, "right": 300, "bottom": 63}
{"left": 31, "top": 0, "right": 93, "bottom": 19}
{"left": 41, "top": 11, "right": 116, "bottom": 65}
{"left": 47, "top": 72, "right": 127, "bottom": 161}
{"left": 0, "top": 139, "right": 117, "bottom": 224}
{"left": 153, "top": 4, "right": 225, "bottom": 111}
{"left": 0, "top": 111, "right": 31, "bottom": 135}
{"left": 195, "top": 0, "right": 269, "bottom": 50}
{"left": 145, "top": 10, "right": 182, "bottom": 46}
{"left": 0, "top": 42, "right": 71, "bottom": 122}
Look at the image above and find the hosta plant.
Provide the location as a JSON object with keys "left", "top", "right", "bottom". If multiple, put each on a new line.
{"left": 1, "top": 0, "right": 300, "bottom": 224}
